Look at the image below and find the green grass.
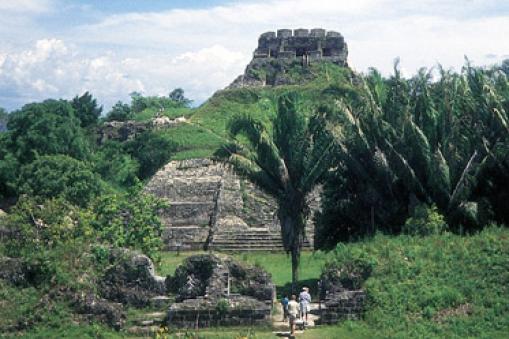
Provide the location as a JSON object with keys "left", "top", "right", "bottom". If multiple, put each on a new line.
{"left": 3, "top": 227, "right": 508, "bottom": 338}
{"left": 157, "top": 250, "right": 327, "bottom": 298}
{"left": 146, "top": 62, "right": 354, "bottom": 161}
{"left": 133, "top": 106, "right": 193, "bottom": 122}
{"left": 156, "top": 226, "right": 509, "bottom": 338}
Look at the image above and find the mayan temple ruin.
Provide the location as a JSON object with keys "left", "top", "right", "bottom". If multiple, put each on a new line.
{"left": 145, "top": 159, "right": 319, "bottom": 252}
{"left": 231, "top": 28, "right": 348, "bottom": 88}
{"left": 253, "top": 28, "right": 348, "bottom": 63}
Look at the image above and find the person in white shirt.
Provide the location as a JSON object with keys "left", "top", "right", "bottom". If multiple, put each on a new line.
{"left": 299, "top": 287, "right": 311, "bottom": 322}
{"left": 287, "top": 294, "right": 300, "bottom": 335}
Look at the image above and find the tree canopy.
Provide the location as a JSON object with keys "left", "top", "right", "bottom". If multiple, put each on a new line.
{"left": 71, "top": 91, "right": 102, "bottom": 128}
{"left": 6, "top": 99, "right": 90, "bottom": 164}
{"left": 223, "top": 92, "right": 335, "bottom": 290}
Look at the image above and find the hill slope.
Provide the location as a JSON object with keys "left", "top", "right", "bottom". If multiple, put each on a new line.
{"left": 156, "top": 62, "right": 354, "bottom": 160}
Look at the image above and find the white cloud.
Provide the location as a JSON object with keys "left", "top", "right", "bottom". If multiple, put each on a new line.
{"left": 0, "top": 39, "right": 249, "bottom": 111}
{"left": 0, "top": 0, "right": 53, "bottom": 13}
{"left": 0, "top": 0, "right": 508, "bottom": 110}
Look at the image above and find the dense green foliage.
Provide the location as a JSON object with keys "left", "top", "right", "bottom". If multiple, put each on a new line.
{"left": 327, "top": 226, "right": 509, "bottom": 338}
{"left": 221, "top": 92, "right": 335, "bottom": 290}
{"left": 18, "top": 155, "right": 103, "bottom": 207}
{"left": 5, "top": 99, "right": 90, "bottom": 164}
{"left": 125, "top": 131, "right": 178, "bottom": 179}
{"left": 316, "top": 62, "right": 509, "bottom": 247}
{"left": 105, "top": 101, "right": 133, "bottom": 121}
{"left": 91, "top": 186, "right": 167, "bottom": 261}
{"left": 71, "top": 91, "right": 103, "bottom": 128}
{"left": 91, "top": 141, "right": 140, "bottom": 189}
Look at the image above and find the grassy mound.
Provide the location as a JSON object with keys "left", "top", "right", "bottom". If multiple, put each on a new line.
{"left": 152, "top": 63, "right": 353, "bottom": 160}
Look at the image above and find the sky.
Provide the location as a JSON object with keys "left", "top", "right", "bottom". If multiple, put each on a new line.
{"left": 0, "top": 0, "right": 508, "bottom": 111}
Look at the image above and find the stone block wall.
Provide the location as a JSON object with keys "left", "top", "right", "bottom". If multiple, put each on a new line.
{"left": 320, "top": 290, "right": 366, "bottom": 324}
{"left": 168, "top": 296, "right": 271, "bottom": 328}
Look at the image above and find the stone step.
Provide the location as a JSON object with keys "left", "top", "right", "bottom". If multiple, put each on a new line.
{"left": 213, "top": 234, "right": 283, "bottom": 239}
{"left": 212, "top": 237, "right": 284, "bottom": 242}
{"left": 210, "top": 244, "right": 312, "bottom": 251}
{"left": 212, "top": 239, "right": 311, "bottom": 245}
{"left": 126, "top": 325, "right": 160, "bottom": 336}
{"left": 150, "top": 295, "right": 172, "bottom": 309}
{"left": 134, "top": 312, "right": 167, "bottom": 326}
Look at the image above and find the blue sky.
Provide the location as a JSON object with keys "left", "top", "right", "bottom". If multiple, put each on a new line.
{"left": 0, "top": 0, "right": 508, "bottom": 111}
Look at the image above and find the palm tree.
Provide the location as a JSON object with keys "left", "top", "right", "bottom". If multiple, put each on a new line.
{"left": 221, "top": 92, "right": 335, "bottom": 291}
{"left": 318, "top": 60, "right": 509, "bottom": 240}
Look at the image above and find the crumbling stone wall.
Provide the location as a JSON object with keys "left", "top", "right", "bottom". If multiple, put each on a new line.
{"left": 254, "top": 28, "right": 347, "bottom": 64}
{"left": 168, "top": 296, "right": 271, "bottom": 328}
{"left": 166, "top": 254, "right": 274, "bottom": 328}
{"left": 97, "top": 117, "right": 186, "bottom": 143}
{"left": 320, "top": 289, "right": 366, "bottom": 324}
{"left": 318, "top": 260, "right": 369, "bottom": 324}
{"left": 230, "top": 28, "right": 348, "bottom": 88}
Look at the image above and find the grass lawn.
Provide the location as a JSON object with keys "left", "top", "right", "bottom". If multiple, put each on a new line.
{"left": 157, "top": 250, "right": 327, "bottom": 298}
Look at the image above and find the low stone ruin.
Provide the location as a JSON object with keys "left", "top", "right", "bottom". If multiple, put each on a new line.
{"left": 318, "top": 262, "right": 369, "bottom": 324}
{"left": 99, "top": 248, "right": 166, "bottom": 307}
{"left": 319, "top": 289, "right": 366, "bottom": 324}
{"left": 98, "top": 116, "right": 186, "bottom": 143}
{"left": 166, "top": 254, "right": 274, "bottom": 328}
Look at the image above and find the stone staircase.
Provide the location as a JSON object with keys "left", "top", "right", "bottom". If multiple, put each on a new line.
{"left": 210, "top": 227, "right": 312, "bottom": 251}
{"left": 146, "top": 159, "right": 318, "bottom": 252}
{"left": 125, "top": 296, "right": 171, "bottom": 337}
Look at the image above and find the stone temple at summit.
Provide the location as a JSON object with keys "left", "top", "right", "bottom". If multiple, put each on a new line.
{"left": 254, "top": 28, "right": 348, "bottom": 64}
{"left": 230, "top": 28, "right": 348, "bottom": 88}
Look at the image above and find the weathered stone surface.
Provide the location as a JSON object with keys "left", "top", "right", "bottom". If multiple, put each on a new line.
{"left": 145, "top": 159, "right": 318, "bottom": 251}
{"left": 167, "top": 254, "right": 275, "bottom": 303}
{"left": 167, "top": 295, "right": 271, "bottom": 328}
{"left": 166, "top": 254, "right": 274, "bottom": 328}
{"left": 98, "top": 117, "right": 186, "bottom": 143}
{"left": 320, "top": 260, "right": 372, "bottom": 295}
{"left": 0, "top": 256, "right": 27, "bottom": 286}
{"left": 318, "top": 262, "right": 370, "bottom": 324}
{"left": 99, "top": 249, "right": 166, "bottom": 307}
{"left": 319, "top": 290, "right": 366, "bottom": 323}
{"left": 73, "top": 293, "right": 125, "bottom": 329}
{"left": 98, "top": 120, "right": 149, "bottom": 143}
{"left": 230, "top": 28, "right": 348, "bottom": 88}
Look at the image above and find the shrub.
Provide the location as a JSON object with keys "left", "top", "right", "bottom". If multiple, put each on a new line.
{"left": 216, "top": 298, "right": 230, "bottom": 319}
{"left": 125, "top": 131, "right": 178, "bottom": 179}
{"left": 18, "top": 155, "right": 104, "bottom": 207}
{"left": 91, "top": 185, "right": 167, "bottom": 261}
{"left": 322, "top": 244, "right": 376, "bottom": 292}
{"left": 402, "top": 204, "right": 447, "bottom": 236}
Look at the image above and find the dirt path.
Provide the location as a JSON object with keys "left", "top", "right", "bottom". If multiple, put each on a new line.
{"left": 272, "top": 302, "right": 321, "bottom": 337}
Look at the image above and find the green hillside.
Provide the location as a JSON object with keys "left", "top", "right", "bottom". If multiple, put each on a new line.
{"left": 156, "top": 62, "right": 354, "bottom": 160}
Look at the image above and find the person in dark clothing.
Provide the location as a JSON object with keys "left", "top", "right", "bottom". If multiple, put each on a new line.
{"left": 281, "top": 295, "right": 289, "bottom": 321}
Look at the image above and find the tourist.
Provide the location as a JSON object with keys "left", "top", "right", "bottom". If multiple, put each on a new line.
{"left": 299, "top": 286, "right": 311, "bottom": 322}
{"left": 287, "top": 294, "right": 300, "bottom": 336}
{"left": 281, "top": 295, "right": 289, "bottom": 321}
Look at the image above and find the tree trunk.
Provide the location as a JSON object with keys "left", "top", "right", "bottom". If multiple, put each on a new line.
{"left": 291, "top": 243, "right": 300, "bottom": 293}
{"left": 280, "top": 211, "right": 304, "bottom": 294}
